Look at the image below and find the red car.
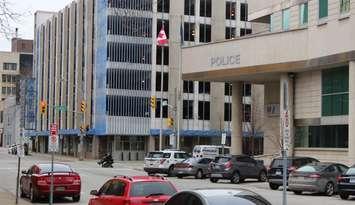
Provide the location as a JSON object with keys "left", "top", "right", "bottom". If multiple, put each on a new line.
{"left": 89, "top": 176, "right": 177, "bottom": 205}
{"left": 20, "top": 163, "right": 81, "bottom": 202}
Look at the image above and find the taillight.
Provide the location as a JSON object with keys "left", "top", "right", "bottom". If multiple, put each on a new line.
{"left": 73, "top": 176, "right": 81, "bottom": 185}
{"left": 337, "top": 176, "right": 344, "bottom": 182}
{"left": 160, "top": 159, "right": 166, "bottom": 164}
{"left": 37, "top": 177, "right": 47, "bottom": 186}
{"left": 225, "top": 161, "right": 232, "bottom": 170}
{"left": 308, "top": 174, "right": 321, "bottom": 179}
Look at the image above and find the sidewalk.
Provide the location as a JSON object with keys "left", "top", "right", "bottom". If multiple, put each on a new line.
{"left": 0, "top": 192, "right": 31, "bottom": 205}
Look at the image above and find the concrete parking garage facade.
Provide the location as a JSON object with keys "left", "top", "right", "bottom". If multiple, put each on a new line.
{"left": 182, "top": 0, "right": 355, "bottom": 165}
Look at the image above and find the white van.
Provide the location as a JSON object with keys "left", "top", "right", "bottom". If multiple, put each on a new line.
{"left": 193, "top": 145, "right": 230, "bottom": 159}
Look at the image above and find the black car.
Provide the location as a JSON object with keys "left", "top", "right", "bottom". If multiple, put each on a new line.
{"left": 209, "top": 155, "right": 267, "bottom": 184}
{"left": 165, "top": 188, "right": 272, "bottom": 205}
{"left": 267, "top": 157, "right": 319, "bottom": 190}
{"left": 338, "top": 165, "right": 355, "bottom": 200}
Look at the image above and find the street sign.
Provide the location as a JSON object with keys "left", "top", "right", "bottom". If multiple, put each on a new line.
{"left": 282, "top": 110, "right": 290, "bottom": 150}
{"left": 49, "top": 124, "right": 59, "bottom": 152}
{"left": 169, "top": 133, "right": 176, "bottom": 147}
{"left": 16, "top": 144, "right": 24, "bottom": 158}
{"left": 221, "top": 132, "right": 226, "bottom": 145}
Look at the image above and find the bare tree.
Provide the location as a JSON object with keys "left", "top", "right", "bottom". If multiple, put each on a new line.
{"left": 0, "top": 0, "right": 21, "bottom": 38}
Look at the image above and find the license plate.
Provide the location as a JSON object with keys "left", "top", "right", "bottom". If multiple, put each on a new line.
{"left": 276, "top": 171, "right": 282, "bottom": 175}
{"left": 55, "top": 187, "right": 65, "bottom": 191}
{"left": 350, "top": 178, "right": 355, "bottom": 183}
{"left": 211, "top": 174, "right": 223, "bottom": 178}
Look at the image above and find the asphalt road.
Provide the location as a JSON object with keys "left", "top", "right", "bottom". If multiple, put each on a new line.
{"left": 0, "top": 149, "right": 354, "bottom": 205}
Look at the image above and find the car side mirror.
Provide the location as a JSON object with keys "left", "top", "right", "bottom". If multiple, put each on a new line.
{"left": 21, "top": 170, "right": 27, "bottom": 175}
{"left": 90, "top": 190, "right": 99, "bottom": 196}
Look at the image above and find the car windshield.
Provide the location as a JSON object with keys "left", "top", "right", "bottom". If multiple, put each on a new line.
{"left": 297, "top": 165, "right": 327, "bottom": 172}
{"left": 147, "top": 152, "right": 163, "bottom": 158}
{"left": 193, "top": 147, "right": 201, "bottom": 153}
{"left": 214, "top": 157, "right": 231, "bottom": 163}
{"left": 270, "top": 159, "right": 292, "bottom": 168}
{"left": 130, "top": 181, "right": 177, "bottom": 197}
{"left": 346, "top": 168, "right": 355, "bottom": 175}
{"left": 39, "top": 164, "right": 72, "bottom": 174}
{"left": 183, "top": 158, "right": 198, "bottom": 163}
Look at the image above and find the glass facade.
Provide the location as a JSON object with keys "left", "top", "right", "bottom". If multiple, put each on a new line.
{"left": 319, "top": 0, "right": 328, "bottom": 19}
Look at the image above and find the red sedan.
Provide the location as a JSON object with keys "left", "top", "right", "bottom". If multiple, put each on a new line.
{"left": 89, "top": 176, "right": 177, "bottom": 205}
{"left": 20, "top": 163, "right": 81, "bottom": 202}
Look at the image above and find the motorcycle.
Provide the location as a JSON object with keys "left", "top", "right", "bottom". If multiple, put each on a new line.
{"left": 98, "top": 153, "right": 114, "bottom": 168}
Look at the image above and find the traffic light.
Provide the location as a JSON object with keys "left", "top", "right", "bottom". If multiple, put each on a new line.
{"left": 80, "top": 101, "right": 86, "bottom": 112}
{"left": 167, "top": 117, "right": 174, "bottom": 127}
{"left": 39, "top": 100, "right": 47, "bottom": 114}
{"left": 150, "top": 96, "right": 156, "bottom": 109}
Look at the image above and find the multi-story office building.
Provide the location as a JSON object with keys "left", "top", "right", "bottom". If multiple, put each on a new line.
{"left": 181, "top": 0, "right": 355, "bottom": 165}
{"left": 33, "top": 0, "right": 262, "bottom": 160}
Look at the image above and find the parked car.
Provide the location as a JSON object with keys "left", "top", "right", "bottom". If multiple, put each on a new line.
{"left": 338, "top": 165, "right": 355, "bottom": 200}
{"left": 165, "top": 188, "right": 272, "bottom": 205}
{"left": 288, "top": 162, "right": 348, "bottom": 196}
{"left": 20, "top": 163, "right": 81, "bottom": 202}
{"left": 144, "top": 150, "right": 190, "bottom": 176}
{"left": 174, "top": 157, "right": 213, "bottom": 179}
{"left": 209, "top": 155, "right": 267, "bottom": 184}
{"left": 267, "top": 157, "right": 319, "bottom": 190}
{"left": 193, "top": 145, "right": 230, "bottom": 159}
{"left": 88, "top": 176, "right": 177, "bottom": 205}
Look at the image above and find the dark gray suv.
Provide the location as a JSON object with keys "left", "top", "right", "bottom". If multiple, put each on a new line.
{"left": 209, "top": 155, "right": 267, "bottom": 184}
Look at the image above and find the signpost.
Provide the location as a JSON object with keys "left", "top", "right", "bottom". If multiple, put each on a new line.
{"left": 282, "top": 110, "right": 290, "bottom": 205}
{"left": 221, "top": 132, "right": 226, "bottom": 155}
{"left": 15, "top": 143, "right": 24, "bottom": 205}
{"left": 49, "top": 123, "right": 58, "bottom": 205}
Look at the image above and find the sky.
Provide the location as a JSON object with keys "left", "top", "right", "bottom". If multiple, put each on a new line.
{"left": 0, "top": 0, "right": 72, "bottom": 51}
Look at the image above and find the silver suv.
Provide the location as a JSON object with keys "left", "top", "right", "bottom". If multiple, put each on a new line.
{"left": 144, "top": 150, "right": 190, "bottom": 176}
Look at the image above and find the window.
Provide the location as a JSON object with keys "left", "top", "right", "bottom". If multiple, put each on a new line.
{"left": 155, "top": 98, "right": 168, "bottom": 118}
{"left": 270, "top": 13, "right": 275, "bottom": 31}
{"left": 319, "top": 0, "right": 328, "bottom": 19}
{"left": 225, "top": 83, "right": 232, "bottom": 95}
{"left": 340, "top": 0, "right": 350, "bottom": 14}
{"left": 156, "top": 46, "right": 169, "bottom": 65}
{"left": 224, "top": 103, "right": 232, "bottom": 121}
{"left": 11, "top": 87, "right": 16, "bottom": 94}
{"left": 243, "top": 83, "right": 251, "bottom": 96}
{"left": 184, "top": 0, "right": 195, "bottom": 16}
{"left": 105, "top": 180, "right": 126, "bottom": 196}
{"left": 282, "top": 8, "right": 290, "bottom": 31}
{"left": 2, "top": 75, "right": 6, "bottom": 83}
{"left": 99, "top": 181, "right": 112, "bottom": 195}
{"left": 199, "top": 24, "right": 211, "bottom": 43}
{"left": 200, "top": 0, "right": 212, "bottom": 17}
{"left": 1, "top": 87, "right": 5, "bottom": 95}
{"left": 198, "top": 101, "right": 210, "bottom": 120}
{"left": 295, "top": 125, "right": 348, "bottom": 148}
{"left": 158, "top": 0, "right": 170, "bottom": 13}
{"left": 107, "top": 16, "right": 152, "bottom": 37}
{"left": 183, "top": 81, "right": 194, "bottom": 93}
{"left": 300, "top": 2, "right": 308, "bottom": 26}
{"left": 0, "top": 111, "right": 3, "bottom": 123}
{"left": 225, "top": 27, "right": 236, "bottom": 39}
{"left": 130, "top": 182, "right": 176, "bottom": 197}
{"left": 109, "top": 0, "right": 153, "bottom": 11}
{"left": 183, "top": 100, "right": 194, "bottom": 119}
{"left": 243, "top": 104, "right": 251, "bottom": 122}
{"left": 6, "top": 87, "right": 11, "bottom": 95}
{"left": 322, "top": 67, "right": 348, "bottom": 116}
{"left": 226, "top": 2, "right": 236, "bottom": 20}
{"left": 240, "top": 3, "right": 248, "bottom": 21}
{"left": 157, "top": 20, "right": 169, "bottom": 38}
{"left": 198, "top": 82, "right": 210, "bottom": 94}
{"left": 184, "top": 23, "right": 195, "bottom": 42}
{"left": 106, "top": 69, "right": 151, "bottom": 91}
{"left": 240, "top": 28, "right": 252, "bottom": 36}
{"left": 106, "top": 96, "right": 150, "bottom": 117}
{"left": 107, "top": 43, "right": 152, "bottom": 64}
{"left": 156, "top": 72, "right": 169, "bottom": 92}
{"left": 3, "top": 63, "right": 17, "bottom": 70}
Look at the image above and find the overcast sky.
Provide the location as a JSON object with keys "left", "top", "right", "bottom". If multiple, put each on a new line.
{"left": 0, "top": 0, "right": 72, "bottom": 51}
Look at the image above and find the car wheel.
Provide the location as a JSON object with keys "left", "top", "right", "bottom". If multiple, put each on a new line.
{"left": 210, "top": 178, "right": 218, "bottom": 183}
{"left": 167, "top": 166, "right": 174, "bottom": 177}
{"left": 293, "top": 191, "right": 302, "bottom": 195}
{"left": 30, "top": 186, "right": 37, "bottom": 203}
{"left": 269, "top": 183, "right": 279, "bottom": 190}
{"left": 258, "top": 171, "right": 267, "bottom": 182}
{"left": 195, "top": 170, "right": 203, "bottom": 179}
{"left": 339, "top": 192, "right": 349, "bottom": 200}
{"left": 72, "top": 195, "right": 80, "bottom": 202}
{"left": 231, "top": 172, "right": 240, "bottom": 184}
{"left": 325, "top": 182, "right": 335, "bottom": 196}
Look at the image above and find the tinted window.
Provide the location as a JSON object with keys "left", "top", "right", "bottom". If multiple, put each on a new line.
{"left": 346, "top": 168, "right": 355, "bottom": 175}
{"left": 297, "top": 165, "right": 327, "bottom": 172}
{"left": 147, "top": 152, "right": 163, "bottom": 158}
{"left": 130, "top": 182, "right": 176, "bottom": 197}
{"left": 271, "top": 159, "right": 292, "bottom": 168}
{"left": 325, "top": 165, "right": 336, "bottom": 173}
{"left": 199, "top": 158, "right": 212, "bottom": 164}
{"left": 39, "top": 164, "right": 72, "bottom": 173}
{"left": 214, "top": 157, "right": 231, "bottom": 163}
{"left": 184, "top": 158, "right": 198, "bottom": 164}
{"left": 163, "top": 153, "right": 171, "bottom": 158}
{"left": 336, "top": 164, "right": 348, "bottom": 173}
{"left": 175, "top": 153, "right": 189, "bottom": 159}
{"left": 166, "top": 193, "right": 203, "bottom": 205}
{"left": 105, "top": 180, "right": 126, "bottom": 196}
{"left": 99, "top": 181, "right": 112, "bottom": 195}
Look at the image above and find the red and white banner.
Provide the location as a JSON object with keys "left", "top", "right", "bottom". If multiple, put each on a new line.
{"left": 157, "top": 25, "right": 168, "bottom": 46}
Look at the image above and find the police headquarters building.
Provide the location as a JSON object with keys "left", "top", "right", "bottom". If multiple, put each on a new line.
{"left": 182, "top": 0, "right": 355, "bottom": 165}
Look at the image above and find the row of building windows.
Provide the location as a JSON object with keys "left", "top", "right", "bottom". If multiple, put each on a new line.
{"left": 106, "top": 69, "right": 151, "bottom": 90}
{"left": 2, "top": 75, "right": 17, "bottom": 83}
{"left": 3, "top": 63, "right": 17, "bottom": 71}
{"left": 1, "top": 87, "right": 16, "bottom": 95}
{"left": 107, "top": 42, "right": 152, "bottom": 64}
{"left": 226, "top": 27, "right": 252, "bottom": 39}
{"left": 106, "top": 95, "right": 150, "bottom": 117}
{"left": 226, "top": 2, "right": 248, "bottom": 21}
{"left": 107, "top": 16, "right": 152, "bottom": 37}
{"left": 108, "top": 0, "right": 153, "bottom": 11}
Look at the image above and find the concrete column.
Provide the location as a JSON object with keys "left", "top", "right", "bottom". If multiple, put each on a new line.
{"left": 231, "top": 82, "right": 243, "bottom": 155}
{"left": 348, "top": 61, "right": 355, "bottom": 164}
{"left": 148, "top": 136, "right": 155, "bottom": 152}
{"left": 92, "top": 136, "right": 100, "bottom": 159}
{"left": 280, "top": 74, "right": 295, "bottom": 156}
